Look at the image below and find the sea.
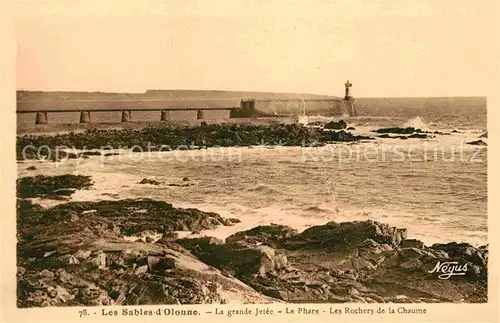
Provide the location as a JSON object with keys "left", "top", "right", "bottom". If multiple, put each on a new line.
{"left": 17, "top": 98, "right": 488, "bottom": 247}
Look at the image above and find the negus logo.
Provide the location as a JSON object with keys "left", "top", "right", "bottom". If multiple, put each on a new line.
{"left": 428, "top": 261, "right": 468, "bottom": 279}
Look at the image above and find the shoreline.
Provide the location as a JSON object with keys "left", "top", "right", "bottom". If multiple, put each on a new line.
{"left": 16, "top": 175, "right": 488, "bottom": 307}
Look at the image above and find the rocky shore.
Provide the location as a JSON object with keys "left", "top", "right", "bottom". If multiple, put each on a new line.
{"left": 16, "top": 123, "right": 373, "bottom": 161}
{"left": 17, "top": 175, "right": 488, "bottom": 307}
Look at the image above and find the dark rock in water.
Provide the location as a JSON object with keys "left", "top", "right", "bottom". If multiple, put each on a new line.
{"left": 138, "top": 178, "right": 162, "bottom": 185}
{"left": 374, "top": 127, "right": 422, "bottom": 134}
{"left": 17, "top": 123, "right": 375, "bottom": 161}
{"left": 17, "top": 175, "right": 93, "bottom": 198}
{"left": 346, "top": 127, "right": 355, "bottom": 130}
{"left": 433, "top": 131, "right": 450, "bottom": 135}
{"left": 282, "top": 220, "right": 407, "bottom": 250}
{"left": 479, "top": 132, "right": 488, "bottom": 138}
{"left": 225, "top": 225, "right": 298, "bottom": 247}
{"left": 466, "top": 140, "right": 487, "bottom": 146}
{"left": 324, "top": 120, "right": 347, "bottom": 130}
{"left": 104, "top": 152, "right": 120, "bottom": 157}
{"left": 182, "top": 177, "right": 190, "bottom": 181}
{"left": 167, "top": 183, "right": 194, "bottom": 187}
{"left": 408, "top": 133, "right": 428, "bottom": 139}
{"left": 378, "top": 134, "right": 392, "bottom": 138}
{"left": 323, "top": 130, "right": 373, "bottom": 142}
{"left": 451, "top": 129, "right": 459, "bottom": 133}
{"left": 26, "top": 166, "right": 37, "bottom": 171}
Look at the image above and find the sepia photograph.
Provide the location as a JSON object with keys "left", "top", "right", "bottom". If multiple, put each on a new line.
{"left": 12, "top": 0, "right": 491, "bottom": 311}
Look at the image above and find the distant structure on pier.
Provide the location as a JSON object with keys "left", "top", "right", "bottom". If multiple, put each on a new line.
{"left": 345, "top": 80, "right": 353, "bottom": 100}
{"left": 238, "top": 81, "right": 357, "bottom": 117}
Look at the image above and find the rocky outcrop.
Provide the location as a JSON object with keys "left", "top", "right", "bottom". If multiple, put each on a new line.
{"left": 323, "top": 130, "right": 373, "bottom": 142}
{"left": 17, "top": 198, "right": 240, "bottom": 238}
{"left": 225, "top": 224, "right": 298, "bottom": 247}
{"left": 17, "top": 190, "right": 487, "bottom": 306}
{"left": 17, "top": 124, "right": 371, "bottom": 161}
{"left": 138, "top": 178, "right": 162, "bottom": 185}
{"left": 17, "top": 175, "right": 93, "bottom": 198}
{"left": 177, "top": 237, "right": 288, "bottom": 278}
{"left": 374, "top": 127, "right": 423, "bottom": 134}
{"left": 324, "top": 120, "right": 347, "bottom": 130}
{"left": 466, "top": 140, "right": 487, "bottom": 146}
{"left": 17, "top": 196, "right": 264, "bottom": 307}
{"left": 281, "top": 220, "right": 407, "bottom": 250}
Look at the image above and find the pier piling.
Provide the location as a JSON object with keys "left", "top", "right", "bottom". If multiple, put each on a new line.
{"left": 79, "top": 111, "right": 91, "bottom": 123}
{"left": 35, "top": 111, "right": 48, "bottom": 124}
{"left": 160, "top": 110, "right": 170, "bottom": 121}
{"left": 121, "top": 110, "right": 132, "bottom": 122}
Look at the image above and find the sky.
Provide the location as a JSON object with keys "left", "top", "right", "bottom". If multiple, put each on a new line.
{"left": 15, "top": 0, "right": 498, "bottom": 97}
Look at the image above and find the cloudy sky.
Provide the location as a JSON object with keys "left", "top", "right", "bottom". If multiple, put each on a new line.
{"left": 16, "top": 0, "right": 497, "bottom": 97}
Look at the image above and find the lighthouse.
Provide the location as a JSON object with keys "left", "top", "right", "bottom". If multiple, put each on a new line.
{"left": 344, "top": 80, "right": 353, "bottom": 100}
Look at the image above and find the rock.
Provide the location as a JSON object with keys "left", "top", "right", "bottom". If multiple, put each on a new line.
{"left": 324, "top": 120, "right": 347, "bottom": 130}
{"left": 138, "top": 178, "right": 162, "bottom": 185}
{"left": 40, "top": 269, "right": 54, "bottom": 279}
{"left": 431, "top": 242, "right": 487, "bottom": 267}
{"left": 90, "top": 252, "right": 107, "bottom": 269}
{"left": 226, "top": 224, "right": 298, "bottom": 246}
{"left": 380, "top": 247, "right": 442, "bottom": 271}
{"left": 77, "top": 287, "right": 113, "bottom": 306}
{"left": 134, "top": 265, "right": 148, "bottom": 275}
{"left": 67, "top": 255, "right": 80, "bottom": 265}
{"left": 27, "top": 166, "right": 37, "bottom": 170}
{"left": 74, "top": 250, "right": 92, "bottom": 260}
{"left": 178, "top": 238, "right": 287, "bottom": 277}
{"left": 399, "top": 239, "right": 425, "bottom": 249}
{"left": 466, "top": 140, "right": 487, "bottom": 146}
{"left": 182, "top": 177, "right": 190, "bottom": 181}
{"left": 346, "top": 127, "right": 355, "bottom": 130}
{"left": 70, "top": 213, "right": 79, "bottom": 222}
{"left": 479, "top": 132, "right": 488, "bottom": 138}
{"left": 408, "top": 133, "right": 428, "bottom": 139}
{"left": 17, "top": 175, "right": 93, "bottom": 198}
{"left": 19, "top": 197, "right": 238, "bottom": 235}
{"left": 282, "top": 220, "right": 407, "bottom": 250}
{"left": 121, "top": 249, "right": 145, "bottom": 263}
{"left": 323, "top": 130, "right": 367, "bottom": 142}
{"left": 54, "top": 285, "right": 73, "bottom": 303}
{"left": 146, "top": 256, "right": 176, "bottom": 272}
{"left": 155, "top": 232, "right": 179, "bottom": 244}
{"left": 374, "top": 127, "right": 423, "bottom": 134}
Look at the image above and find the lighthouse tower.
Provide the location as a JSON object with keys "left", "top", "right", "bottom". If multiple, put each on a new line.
{"left": 344, "top": 80, "right": 353, "bottom": 100}
{"left": 339, "top": 80, "right": 357, "bottom": 116}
